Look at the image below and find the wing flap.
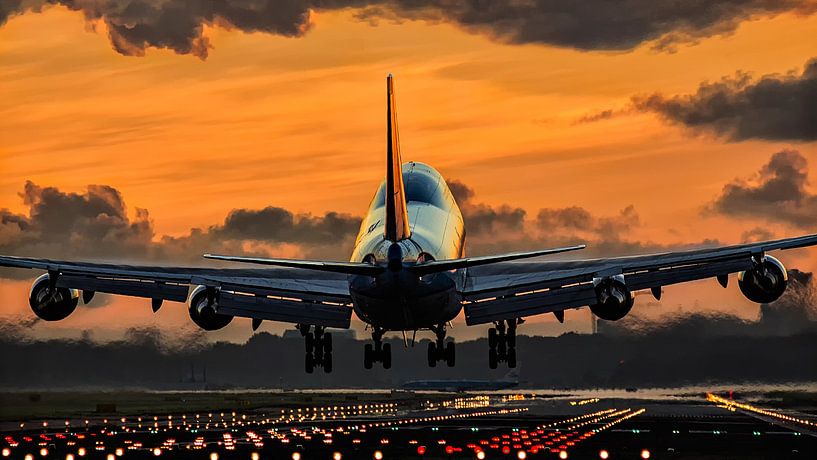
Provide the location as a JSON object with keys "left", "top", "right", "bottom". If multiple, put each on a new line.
{"left": 216, "top": 292, "right": 352, "bottom": 328}
{"left": 56, "top": 273, "right": 190, "bottom": 302}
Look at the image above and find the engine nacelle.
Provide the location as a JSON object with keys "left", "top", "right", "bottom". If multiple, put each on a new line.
{"left": 188, "top": 285, "right": 233, "bottom": 331}
{"left": 589, "top": 276, "right": 634, "bottom": 321}
{"left": 738, "top": 255, "right": 788, "bottom": 304}
{"left": 28, "top": 273, "right": 79, "bottom": 321}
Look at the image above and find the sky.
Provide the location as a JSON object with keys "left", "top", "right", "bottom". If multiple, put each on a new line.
{"left": 0, "top": 1, "right": 815, "bottom": 342}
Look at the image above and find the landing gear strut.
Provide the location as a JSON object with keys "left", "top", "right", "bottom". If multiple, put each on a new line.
{"left": 300, "top": 325, "right": 332, "bottom": 374}
{"left": 364, "top": 327, "right": 392, "bottom": 369}
{"left": 427, "top": 324, "right": 455, "bottom": 368}
{"left": 488, "top": 319, "right": 519, "bottom": 369}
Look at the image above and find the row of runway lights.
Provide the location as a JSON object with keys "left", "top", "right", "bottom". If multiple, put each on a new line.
{"left": 2, "top": 396, "right": 520, "bottom": 458}
{"left": 4, "top": 405, "right": 651, "bottom": 460}
{"left": 12, "top": 402, "right": 399, "bottom": 433}
{"left": 707, "top": 393, "right": 817, "bottom": 428}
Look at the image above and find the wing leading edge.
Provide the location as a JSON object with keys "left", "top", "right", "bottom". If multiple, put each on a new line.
{"left": 461, "top": 233, "right": 817, "bottom": 325}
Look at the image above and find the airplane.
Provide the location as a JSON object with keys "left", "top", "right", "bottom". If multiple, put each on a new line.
{"left": 2, "top": 75, "right": 816, "bottom": 374}
{"left": 403, "top": 368, "right": 520, "bottom": 392}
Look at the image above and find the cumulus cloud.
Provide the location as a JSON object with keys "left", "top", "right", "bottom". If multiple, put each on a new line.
{"left": 0, "top": 181, "right": 361, "bottom": 278}
{"left": 707, "top": 150, "right": 817, "bottom": 228}
{"left": 634, "top": 57, "right": 817, "bottom": 141}
{"left": 446, "top": 179, "right": 708, "bottom": 258}
{"left": 3, "top": 1, "right": 815, "bottom": 59}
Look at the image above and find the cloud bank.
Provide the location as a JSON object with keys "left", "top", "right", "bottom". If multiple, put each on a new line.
{"left": 634, "top": 57, "right": 817, "bottom": 141}
{"left": 2, "top": 1, "right": 815, "bottom": 59}
{"left": 707, "top": 149, "right": 817, "bottom": 229}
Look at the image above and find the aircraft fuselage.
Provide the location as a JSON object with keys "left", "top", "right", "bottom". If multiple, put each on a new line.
{"left": 348, "top": 161, "right": 465, "bottom": 330}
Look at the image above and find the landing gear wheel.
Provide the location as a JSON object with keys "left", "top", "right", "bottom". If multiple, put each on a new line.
{"left": 507, "top": 347, "right": 517, "bottom": 368}
{"left": 323, "top": 352, "right": 333, "bottom": 373}
{"left": 323, "top": 333, "right": 333, "bottom": 353}
{"left": 445, "top": 341, "right": 456, "bottom": 367}
{"left": 427, "top": 342, "right": 437, "bottom": 367}
{"left": 305, "top": 353, "right": 314, "bottom": 374}
{"left": 488, "top": 328, "right": 498, "bottom": 348}
{"left": 489, "top": 347, "right": 498, "bottom": 369}
{"left": 305, "top": 332, "right": 315, "bottom": 352}
{"left": 507, "top": 330, "right": 516, "bottom": 348}
{"left": 364, "top": 343, "right": 373, "bottom": 369}
{"left": 382, "top": 343, "right": 392, "bottom": 369}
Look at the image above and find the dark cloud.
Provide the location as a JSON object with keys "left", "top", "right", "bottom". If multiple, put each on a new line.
{"left": 574, "top": 109, "right": 616, "bottom": 124}
{"left": 3, "top": 1, "right": 815, "bottom": 59}
{"left": 707, "top": 150, "right": 817, "bottom": 229}
{"left": 0, "top": 181, "right": 360, "bottom": 278}
{"left": 634, "top": 57, "right": 817, "bottom": 141}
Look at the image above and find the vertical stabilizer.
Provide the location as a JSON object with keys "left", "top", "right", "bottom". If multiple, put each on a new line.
{"left": 385, "top": 74, "right": 411, "bottom": 242}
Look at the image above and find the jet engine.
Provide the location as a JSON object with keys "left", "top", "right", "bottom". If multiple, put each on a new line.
{"left": 188, "top": 285, "right": 233, "bottom": 331}
{"left": 738, "top": 255, "right": 788, "bottom": 304}
{"left": 28, "top": 273, "right": 79, "bottom": 321}
{"left": 589, "top": 276, "right": 634, "bottom": 321}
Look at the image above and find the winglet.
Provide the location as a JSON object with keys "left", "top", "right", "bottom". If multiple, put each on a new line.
{"left": 384, "top": 74, "right": 411, "bottom": 242}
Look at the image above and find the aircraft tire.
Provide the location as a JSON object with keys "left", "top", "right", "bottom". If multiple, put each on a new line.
{"left": 507, "top": 347, "right": 517, "bottom": 368}
{"left": 364, "top": 343, "right": 373, "bottom": 369}
{"left": 383, "top": 343, "right": 392, "bottom": 369}
{"left": 488, "top": 328, "right": 497, "bottom": 348}
{"left": 323, "top": 333, "right": 333, "bottom": 353}
{"left": 445, "top": 341, "right": 455, "bottom": 367}
{"left": 507, "top": 330, "right": 516, "bottom": 348}
{"left": 305, "top": 353, "right": 314, "bottom": 374}
{"left": 427, "top": 342, "right": 437, "bottom": 367}
{"left": 324, "top": 352, "right": 333, "bottom": 373}
{"left": 488, "top": 347, "right": 498, "bottom": 369}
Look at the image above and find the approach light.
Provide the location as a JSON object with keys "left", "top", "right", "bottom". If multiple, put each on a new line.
{"left": 39, "top": 448, "right": 48, "bottom": 457}
{"left": 476, "top": 451, "right": 486, "bottom": 460}
{"left": 559, "top": 451, "right": 568, "bottom": 459}
{"left": 1, "top": 449, "right": 9, "bottom": 457}
{"left": 333, "top": 452, "right": 342, "bottom": 460}
{"left": 106, "top": 455, "right": 114, "bottom": 460}
{"left": 251, "top": 453, "right": 260, "bottom": 460}
{"left": 291, "top": 453, "right": 301, "bottom": 460}
{"left": 641, "top": 450, "right": 650, "bottom": 459}
{"left": 152, "top": 448, "right": 162, "bottom": 456}
{"left": 65, "top": 455, "right": 74, "bottom": 460}
{"left": 599, "top": 450, "right": 609, "bottom": 459}
{"left": 517, "top": 450, "right": 527, "bottom": 459}
{"left": 210, "top": 453, "right": 219, "bottom": 460}
{"left": 77, "top": 448, "right": 86, "bottom": 457}
{"left": 373, "top": 450, "right": 383, "bottom": 460}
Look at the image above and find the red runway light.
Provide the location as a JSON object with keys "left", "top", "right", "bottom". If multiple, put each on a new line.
{"left": 417, "top": 445, "right": 426, "bottom": 455}
{"left": 502, "top": 445, "right": 511, "bottom": 455}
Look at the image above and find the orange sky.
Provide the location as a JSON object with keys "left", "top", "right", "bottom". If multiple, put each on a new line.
{"left": 0, "top": 5, "right": 815, "bottom": 341}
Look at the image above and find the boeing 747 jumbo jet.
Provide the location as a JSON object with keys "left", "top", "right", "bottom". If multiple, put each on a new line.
{"left": 2, "top": 75, "right": 816, "bottom": 373}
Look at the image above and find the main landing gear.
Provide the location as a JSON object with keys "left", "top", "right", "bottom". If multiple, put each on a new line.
{"left": 364, "top": 327, "right": 392, "bottom": 369}
{"left": 488, "top": 319, "right": 520, "bottom": 369}
{"left": 427, "top": 324, "right": 455, "bottom": 368}
{"left": 301, "top": 325, "right": 332, "bottom": 374}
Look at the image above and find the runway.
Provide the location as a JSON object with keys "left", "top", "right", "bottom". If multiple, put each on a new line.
{"left": 2, "top": 390, "right": 816, "bottom": 459}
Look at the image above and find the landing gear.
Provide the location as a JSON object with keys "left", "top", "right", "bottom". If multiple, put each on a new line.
{"left": 300, "top": 325, "right": 332, "bottom": 374}
{"left": 487, "top": 319, "right": 519, "bottom": 368}
{"left": 364, "top": 328, "right": 392, "bottom": 369}
{"left": 427, "top": 324, "right": 455, "bottom": 367}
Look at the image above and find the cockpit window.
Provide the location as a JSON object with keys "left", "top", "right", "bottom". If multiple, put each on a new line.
{"left": 367, "top": 164, "right": 449, "bottom": 211}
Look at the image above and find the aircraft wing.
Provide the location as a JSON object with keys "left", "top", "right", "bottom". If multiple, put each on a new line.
{"left": 461, "top": 234, "right": 817, "bottom": 325}
{"left": 0, "top": 255, "right": 353, "bottom": 328}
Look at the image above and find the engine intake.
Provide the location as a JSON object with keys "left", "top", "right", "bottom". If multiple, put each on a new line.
{"left": 738, "top": 255, "right": 788, "bottom": 304}
{"left": 188, "top": 285, "right": 233, "bottom": 331}
{"left": 590, "top": 276, "right": 634, "bottom": 321}
{"left": 28, "top": 273, "right": 79, "bottom": 321}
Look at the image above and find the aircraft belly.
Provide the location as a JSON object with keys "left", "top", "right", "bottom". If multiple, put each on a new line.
{"left": 350, "top": 273, "right": 461, "bottom": 330}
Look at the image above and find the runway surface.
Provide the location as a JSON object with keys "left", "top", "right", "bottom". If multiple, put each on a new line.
{"left": 2, "top": 389, "right": 816, "bottom": 459}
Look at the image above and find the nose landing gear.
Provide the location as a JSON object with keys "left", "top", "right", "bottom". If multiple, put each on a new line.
{"left": 427, "top": 323, "right": 455, "bottom": 367}
{"left": 488, "top": 319, "right": 519, "bottom": 369}
{"left": 364, "top": 327, "right": 392, "bottom": 369}
{"left": 300, "top": 325, "right": 332, "bottom": 373}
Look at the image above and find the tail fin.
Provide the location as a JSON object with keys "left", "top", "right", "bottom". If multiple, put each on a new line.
{"left": 384, "top": 74, "right": 411, "bottom": 242}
